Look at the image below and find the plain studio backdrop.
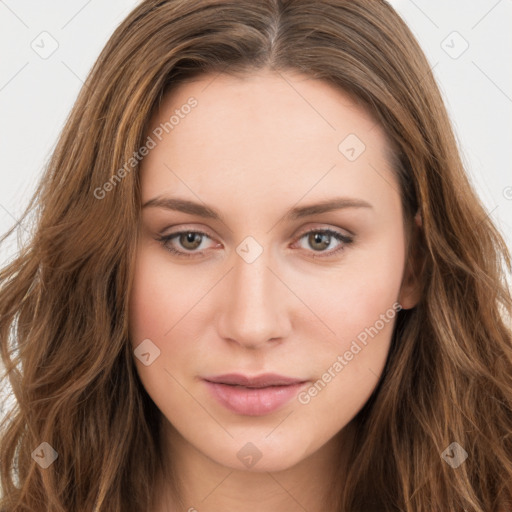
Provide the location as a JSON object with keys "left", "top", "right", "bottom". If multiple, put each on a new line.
{"left": 0, "top": 0, "right": 511, "bottom": 449}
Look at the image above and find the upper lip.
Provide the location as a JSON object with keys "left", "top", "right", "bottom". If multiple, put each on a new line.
{"left": 203, "top": 373, "right": 306, "bottom": 388}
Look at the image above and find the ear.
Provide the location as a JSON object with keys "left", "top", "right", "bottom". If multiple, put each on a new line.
{"left": 398, "top": 210, "right": 423, "bottom": 310}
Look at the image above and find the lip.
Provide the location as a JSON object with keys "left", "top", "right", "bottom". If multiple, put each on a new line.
{"left": 204, "top": 373, "right": 305, "bottom": 387}
{"left": 203, "top": 373, "right": 308, "bottom": 416}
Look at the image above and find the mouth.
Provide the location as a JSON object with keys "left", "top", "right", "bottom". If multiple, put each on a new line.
{"left": 203, "top": 373, "right": 309, "bottom": 416}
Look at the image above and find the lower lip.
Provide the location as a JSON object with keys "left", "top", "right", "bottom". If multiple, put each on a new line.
{"left": 204, "top": 380, "right": 307, "bottom": 416}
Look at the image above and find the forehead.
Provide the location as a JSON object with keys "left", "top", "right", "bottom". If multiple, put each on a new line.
{"left": 148, "top": 69, "right": 384, "bottom": 149}
{"left": 139, "top": 69, "right": 398, "bottom": 217}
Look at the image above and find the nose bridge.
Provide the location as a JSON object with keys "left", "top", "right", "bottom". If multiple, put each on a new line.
{"left": 217, "top": 239, "right": 289, "bottom": 347}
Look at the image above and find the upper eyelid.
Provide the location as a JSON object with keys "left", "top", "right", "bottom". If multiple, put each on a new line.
{"left": 160, "top": 224, "right": 352, "bottom": 239}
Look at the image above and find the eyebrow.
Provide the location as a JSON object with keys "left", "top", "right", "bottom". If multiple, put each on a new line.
{"left": 142, "top": 196, "right": 373, "bottom": 223}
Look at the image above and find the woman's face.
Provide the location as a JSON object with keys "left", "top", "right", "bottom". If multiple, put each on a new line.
{"left": 129, "top": 69, "right": 418, "bottom": 472}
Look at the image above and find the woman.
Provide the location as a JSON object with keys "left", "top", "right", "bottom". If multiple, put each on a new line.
{"left": 1, "top": 1, "right": 511, "bottom": 511}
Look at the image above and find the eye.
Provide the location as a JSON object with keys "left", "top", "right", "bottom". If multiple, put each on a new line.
{"left": 156, "top": 227, "right": 353, "bottom": 259}
{"left": 293, "top": 228, "right": 353, "bottom": 259}
{"left": 156, "top": 230, "right": 215, "bottom": 258}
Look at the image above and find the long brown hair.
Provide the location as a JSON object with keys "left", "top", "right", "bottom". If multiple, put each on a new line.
{"left": 1, "top": 1, "right": 511, "bottom": 510}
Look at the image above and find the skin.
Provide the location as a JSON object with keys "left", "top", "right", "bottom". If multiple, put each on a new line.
{"left": 128, "top": 68, "right": 421, "bottom": 512}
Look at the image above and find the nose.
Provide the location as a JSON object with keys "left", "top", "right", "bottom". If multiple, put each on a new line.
{"left": 215, "top": 245, "right": 292, "bottom": 350}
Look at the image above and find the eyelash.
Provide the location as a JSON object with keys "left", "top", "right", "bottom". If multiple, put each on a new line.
{"left": 156, "top": 228, "right": 353, "bottom": 260}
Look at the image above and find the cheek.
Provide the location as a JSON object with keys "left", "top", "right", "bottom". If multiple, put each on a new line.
{"left": 128, "top": 244, "right": 217, "bottom": 386}
{"left": 312, "top": 225, "right": 405, "bottom": 341}
{"left": 284, "top": 241, "right": 404, "bottom": 457}
{"left": 129, "top": 244, "right": 193, "bottom": 345}
{"left": 128, "top": 247, "right": 194, "bottom": 415}
{"left": 296, "top": 225, "right": 405, "bottom": 403}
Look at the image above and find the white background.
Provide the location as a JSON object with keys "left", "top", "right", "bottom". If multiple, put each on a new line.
{"left": 0, "top": 0, "right": 511, "bottom": 414}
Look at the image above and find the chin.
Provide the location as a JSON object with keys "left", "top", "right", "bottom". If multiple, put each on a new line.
{"left": 201, "top": 433, "right": 315, "bottom": 473}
